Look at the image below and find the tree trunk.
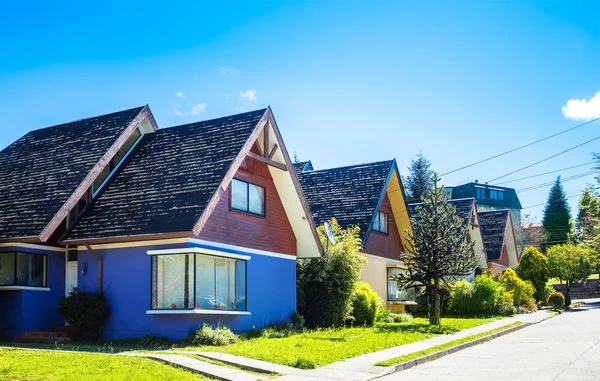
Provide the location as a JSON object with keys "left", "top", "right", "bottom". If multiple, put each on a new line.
{"left": 430, "top": 278, "right": 441, "bottom": 325}
{"left": 565, "top": 282, "right": 572, "bottom": 307}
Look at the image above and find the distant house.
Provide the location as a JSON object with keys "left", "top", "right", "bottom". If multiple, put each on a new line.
{"left": 0, "top": 106, "right": 322, "bottom": 340}
{"left": 521, "top": 221, "right": 544, "bottom": 251}
{"left": 478, "top": 210, "right": 519, "bottom": 272}
{"left": 296, "top": 160, "right": 416, "bottom": 312}
{"left": 408, "top": 198, "right": 489, "bottom": 278}
{"left": 449, "top": 182, "right": 523, "bottom": 244}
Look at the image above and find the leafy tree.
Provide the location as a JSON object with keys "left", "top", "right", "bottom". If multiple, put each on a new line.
{"left": 576, "top": 188, "right": 600, "bottom": 240}
{"left": 393, "top": 174, "right": 479, "bottom": 325}
{"left": 516, "top": 246, "right": 549, "bottom": 301}
{"left": 404, "top": 153, "right": 434, "bottom": 201}
{"left": 542, "top": 177, "right": 573, "bottom": 250}
{"left": 547, "top": 244, "right": 596, "bottom": 306}
{"left": 297, "top": 218, "right": 364, "bottom": 328}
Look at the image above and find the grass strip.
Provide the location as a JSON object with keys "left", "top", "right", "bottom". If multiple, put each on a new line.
{"left": 375, "top": 321, "right": 522, "bottom": 367}
{"left": 187, "top": 355, "right": 281, "bottom": 378}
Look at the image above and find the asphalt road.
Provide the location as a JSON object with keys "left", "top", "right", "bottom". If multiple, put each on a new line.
{"left": 379, "top": 300, "right": 600, "bottom": 381}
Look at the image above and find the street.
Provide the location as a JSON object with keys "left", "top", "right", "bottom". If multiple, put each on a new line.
{"left": 380, "top": 300, "right": 600, "bottom": 381}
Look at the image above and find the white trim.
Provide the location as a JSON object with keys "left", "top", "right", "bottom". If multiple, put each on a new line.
{"left": 146, "top": 309, "right": 251, "bottom": 316}
{"left": 361, "top": 252, "right": 406, "bottom": 268}
{"left": 188, "top": 238, "right": 296, "bottom": 260}
{"left": 0, "top": 286, "right": 51, "bottom": 292}
{"left": 387, "top": 301, "right": 418, "bottom": 306}
{"left": 0, "top": 243, "right": 65, "bottom": 253}
{"left": 147, "top": 247, "right": 251, "bottom": 261}
{"left": 76, "top": 238, "right": 297, "bottom": 261}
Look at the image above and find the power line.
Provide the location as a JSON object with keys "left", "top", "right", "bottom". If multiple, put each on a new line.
{"left": 522, "top": 192, "right": 583, "bottom": 209}
{"left": 440, "top": 118, "right": 600, "bottom": 176}
{"left": 494, "top": 162, "right": 596, "bottom": 185}
{"left": 487, "top": 134, "right": 600, "bottom": 183}
{"left": 516, "top": 170, "right": 598, "bottom": 193}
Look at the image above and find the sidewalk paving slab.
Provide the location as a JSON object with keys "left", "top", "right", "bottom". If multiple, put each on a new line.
{"left": 174, "top": 351, "right": 303, "bottom": 376}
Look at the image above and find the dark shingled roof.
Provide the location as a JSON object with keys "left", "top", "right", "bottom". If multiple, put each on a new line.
{"left": 297, "top": 160, "right": 393, "bottom": 241}
{"left": 478, "top": 210, "right": 509, "bottom": 261}
{"left": 0, "top": 106, "right": 145, "bottom": 240}
{"left": 65, "top": 109, "right": 267, "bottom": 240}
{"left": 408, "top": 198, "right": 475, "bottom": 227}
{"left": 292, "top": 161, "right": 313, "bottom": 175}
{"left": 451, "top": 182, "right": 522, "bottom": 210}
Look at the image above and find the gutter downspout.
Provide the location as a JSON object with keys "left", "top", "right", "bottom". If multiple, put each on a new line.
{"left": 84, "top": 243, "right": 103, "bottom": 293}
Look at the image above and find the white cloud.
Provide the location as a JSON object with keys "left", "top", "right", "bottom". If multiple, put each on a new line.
{"left": 562, "top": 92, "right": 600, "bottom": 120}
{"left": 188, "top": 103, "right": 207, "bottom": 115}
{"left": 173, "top": 107, "right": 182, "bottom": 116}
{"left": 175, "top": 91, "right": 185, "bottom": 100}
{"left": 220, "top": 67, "right": 240, "bottom": 75}
{"left": 240, "top": 90, "right": 257, "bottom": 102}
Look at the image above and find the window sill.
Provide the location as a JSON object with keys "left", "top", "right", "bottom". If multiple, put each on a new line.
{"left": 0, "top": 286, "right": 50, "bottom": 292}
{"left": 146, "top": 309, "right": 251, "bottom": 316}
{"left": 387, "top": 300, "right": 417, "bottom": 306}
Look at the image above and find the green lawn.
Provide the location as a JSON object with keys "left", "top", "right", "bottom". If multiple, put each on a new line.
{"left": 0, "top": 348, "right": 208, "bottom": 381}
{"left": 548, "top": 273, "right": 599, "bottom": 285}
{"left": 176, "top": 317, "right": 498, "bottom": 369}
{"left": 375, "top": 321, "right": 522, "bottom": 367}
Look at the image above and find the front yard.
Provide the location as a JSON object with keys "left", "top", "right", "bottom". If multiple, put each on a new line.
{"left": 0, "top": 348, "right": 209, "bottom": 381}
{"left": 176, "top": 317, "right": 498, "bottom": 369}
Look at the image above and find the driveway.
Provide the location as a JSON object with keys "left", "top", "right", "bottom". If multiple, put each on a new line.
{"left": 379, "top": 299, "right": 600, "bottom": 381}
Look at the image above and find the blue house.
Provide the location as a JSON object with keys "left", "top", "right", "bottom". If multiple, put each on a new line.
{"left": 0, "top": 106, "right": 322, "bottom": 340}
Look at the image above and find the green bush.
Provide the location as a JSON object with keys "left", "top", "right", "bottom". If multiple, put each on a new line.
{"left": 379, "top": 312, "right": 414, "bottom": 323}
{"left": 548, "top": 291, "right": 565, "bottom": 310}
{"left": 501, "top": 268, "right": 536, "bottom": 308}
{"left": 297, "top": 219, "right": 365, "bottom": 328}
{"left": 516, "top": 246, "right": 549, "bottom": 301}
{"left": 541, "top": 283, "right": 556, "bottom": 306}
{"left": 291, "top": 311, "right": 305, "bottom": 330}
{"left": 57, "top": 288, "right": 110, "bottom": 341}
{"left": 448, "top": 275, "right": 516, "bottom": 316}
{"left": 189, "top": 324, "right": 238, "bottom": 346}
{"left": 351, "top": 281, "right": 380, "bottom": 326}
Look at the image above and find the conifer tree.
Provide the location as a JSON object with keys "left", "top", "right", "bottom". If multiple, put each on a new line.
{"left": 542, "top": 177, "right": 573, "bottom": 250}
{"left": 393, "top": 174, "right": 478, "bottom": 325}
{"left": 576, "top": 188, "right": 599, "bottom": 240}
{"left": 404, "top": 153, "right": 434, "bottom": 201}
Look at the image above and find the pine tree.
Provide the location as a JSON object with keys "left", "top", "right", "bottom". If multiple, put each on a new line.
{"left": 404, "top": 153, "right": 434, "bottom": 201}
{"left": 576, "top": 188, "right": 599, "bottom": 240}
{"left": 392, "top": 174, "right": 479, "bottom": 325}
{"left": 542, "top": 177, "right": 573, "bottom": 250}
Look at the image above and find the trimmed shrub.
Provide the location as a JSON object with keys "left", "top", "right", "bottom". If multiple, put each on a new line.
{"left": 57, "top": 288, "right": 110, "bottom": 341}
{"left": 291, "top": 311, "right": 305, "bottom": 330}
{"left": 516, "top": 246, "right": 549, "bottom": 301}
{"left": 548, "top": 291, "right": 565, "bottom": 310}
{"left": 190, "top": 324, "right": 238, "bottom": 346}
{"left": 541, "top": 283, "right": 556, "bottom": 306}
{"left": 378, "top": 312, "right": 414, "bottom": 323}
{"left": 351, "top": 281, "right": 380, "bottom": 326}
{"left": 501, "top": 268, "right": 536, "bottom": 308}
{"left": 448, "top": 275, "right": 516, "bottom": 316}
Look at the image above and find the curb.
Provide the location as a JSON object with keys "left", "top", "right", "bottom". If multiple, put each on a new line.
{"left": 371, "top": 313, "right": 557, "bottom": 379}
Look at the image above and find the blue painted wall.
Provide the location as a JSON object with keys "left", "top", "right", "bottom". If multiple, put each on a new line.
{"left": 78, "top": 241, "right": 296, "bottom": 340}
{"left": 0, "top": 246, "right": 65, "bottom": 340}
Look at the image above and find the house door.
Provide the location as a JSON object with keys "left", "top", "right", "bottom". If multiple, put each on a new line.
{"left": 66, "top": 262, "right": 78, "bottom": 295}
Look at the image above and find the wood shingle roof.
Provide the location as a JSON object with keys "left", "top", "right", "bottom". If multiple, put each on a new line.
{"left": 64, "top": 109, "right": 267, "bottom": 241}
{"left": 0, "top": 106, "right": 145, "bottom": 240}
{"left": 478, "top": 209, "right": 509, "bottom": 261}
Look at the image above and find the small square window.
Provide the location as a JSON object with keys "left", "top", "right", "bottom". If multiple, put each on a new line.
{"left": 231, "top": 179, "right": 265, "bottom": 216}
{"left": 475, "top": 187, "right": 486, "bottom": 199}
{"left": 373, "top": 211, "right": 388, "bottom": 234}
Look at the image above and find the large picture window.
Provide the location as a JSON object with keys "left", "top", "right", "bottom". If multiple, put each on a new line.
{"left": 0, "top": 252, "right": 47, "bottom": 288}
{"left": 231, "top": 178, "right": 265, "bottom": 216}
{"left": 151, "top": 253, "right": 247, "bottom": 311}
{"left": 387, "top": 267, "right": 415, "bottom": 302}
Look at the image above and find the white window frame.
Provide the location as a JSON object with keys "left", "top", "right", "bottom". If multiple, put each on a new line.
{"left": 373, "top": 211, "right": 389, "bottom": 234}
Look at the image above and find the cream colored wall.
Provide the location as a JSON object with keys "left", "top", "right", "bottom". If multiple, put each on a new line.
{"left": 359, "top": 252, "right": 405, "bottom": 302}
{"left": 470, "top": 225, "right": 488, "bottom": 269}
{"left": 504, "top": 217, "right": 519, "bottom": 268}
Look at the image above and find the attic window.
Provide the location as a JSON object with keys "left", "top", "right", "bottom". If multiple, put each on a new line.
{"left": 475, "top": 187, "right": 486, "bottom": 199}
{"left": 231, "top": 179, "right": 265, "bottom": 216}
{"left": 92, "top": 128, "right": 143, "bottom": 197}
{"left": 373, "top": 211, "right": 389, "bottom": 234}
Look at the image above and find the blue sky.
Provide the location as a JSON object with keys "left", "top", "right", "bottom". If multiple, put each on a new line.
{"left": 1, "top": 1, "right": 599, "bottom": 220}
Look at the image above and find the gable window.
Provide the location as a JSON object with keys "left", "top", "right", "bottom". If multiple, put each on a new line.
{"left": 0, "top": 252, "right": 47, "bottom": 288}
{"left": 475, "top": 187, "right": 486, "bottom": 199}
{"left": 373, "top": 211, "right": 389, "bottom": 234}
{"left": 151, "top": 253, "right": 247, "bottom": 311}
{"left": 92, "top": 128, "right": 143, "bottom": 197}
{"left": 489, "top": 189, "right": 504, "bottom": 200}
{"left": 387, "top": 267, "right": 415, "bottom": 302}
{"left": 231, "top": 178, "right": 265, "bottom": 216}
